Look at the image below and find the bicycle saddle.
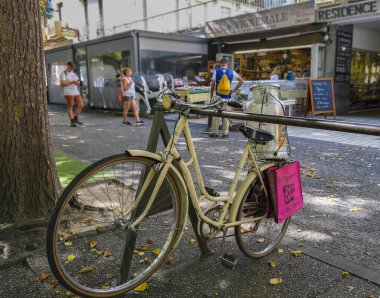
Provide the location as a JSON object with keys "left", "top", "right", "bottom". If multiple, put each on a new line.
{"left": 239, "top": 125, "right": 274, "bottom": 144}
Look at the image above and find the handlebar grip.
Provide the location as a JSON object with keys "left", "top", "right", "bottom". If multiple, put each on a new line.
{"left": 227, "top": 100, "right": 243, "bottom": 109}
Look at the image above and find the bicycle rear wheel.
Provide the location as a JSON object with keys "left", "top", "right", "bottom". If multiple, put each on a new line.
{"left": 235, "top": 178, "right": 290, "bottom": 258}
{"left": 47, "top": 153, "right": 181, "bottom": 297}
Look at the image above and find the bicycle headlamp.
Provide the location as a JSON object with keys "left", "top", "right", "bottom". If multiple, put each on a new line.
{"left": 162, "top": 94, "right": 175, "bottom": 110}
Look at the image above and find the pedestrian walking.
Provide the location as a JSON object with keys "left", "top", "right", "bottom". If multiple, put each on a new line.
{"left": 270, "top": 66, "right": 280, "bottom": 80}
{"left": 60, "top": 61, "right": 84, "bottom": 127}
{"left": 120, "top": 67, "right": 145, "bottom": 125}
{"left": 209, "top": 58, "right": 244, "bottom": 138}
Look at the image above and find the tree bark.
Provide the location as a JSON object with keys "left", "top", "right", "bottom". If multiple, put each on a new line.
{"left": 0, "top": 0, "right": 61, "bottom": 222}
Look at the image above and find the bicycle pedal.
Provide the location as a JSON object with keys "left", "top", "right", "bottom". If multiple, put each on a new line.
{"left": 205, "top": 186, "right": 220, "bottom": 197}
{"left": 221, "top": 252, "right": 237, "bottom": 269}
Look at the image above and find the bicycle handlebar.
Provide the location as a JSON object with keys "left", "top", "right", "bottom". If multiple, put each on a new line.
{"left": 156, "top": 89, "right": 243, "bottom": 111}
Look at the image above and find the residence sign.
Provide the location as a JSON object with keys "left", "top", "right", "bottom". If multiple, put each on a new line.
{"left": 205, "top": 2, "right": 315, "bottom": 38}
{"left": 316, "top": 0, "right": 379, "bottom": 22}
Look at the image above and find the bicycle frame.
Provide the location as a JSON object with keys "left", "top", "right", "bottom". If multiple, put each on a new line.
{"left": 128, "top": 112, "right": 276, "bottom": 233}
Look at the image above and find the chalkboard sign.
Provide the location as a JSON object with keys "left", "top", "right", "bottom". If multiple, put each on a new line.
{"left": 335, "top": 30, "right": 352, "bottom": 82}
{"left": 305, "top": 78, "right": 336, "bottom": 119}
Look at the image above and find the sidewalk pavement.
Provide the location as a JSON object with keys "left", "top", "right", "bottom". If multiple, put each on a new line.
{"left": 188, "top": 109, "right": 380, "bottom": 149}
{"left": 0, "top": 105, "right": 379, "bottom": 298}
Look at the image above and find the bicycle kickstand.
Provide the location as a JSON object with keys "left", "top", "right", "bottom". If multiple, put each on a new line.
{"left": 220, "top": 227, "right": 237, "bottom": 269}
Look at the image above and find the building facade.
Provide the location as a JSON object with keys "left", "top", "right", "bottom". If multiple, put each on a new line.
{"left": 44, "top": 0, "right": 380, "bottom": 113}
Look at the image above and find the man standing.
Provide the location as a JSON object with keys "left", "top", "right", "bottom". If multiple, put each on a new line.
{"left": 210, "top": 58, "right": 244, "bottom": 137}
{"left": 60, "top": 61, "right": 84, "bottom": 127}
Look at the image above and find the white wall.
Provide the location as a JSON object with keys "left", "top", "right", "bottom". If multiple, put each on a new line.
{"left": 353, "top": 25, "right": 380, "bottom": 52}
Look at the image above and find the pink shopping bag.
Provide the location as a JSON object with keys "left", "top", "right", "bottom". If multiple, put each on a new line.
{"left": 267, "top": 161, "right": 304, "bottom": 223}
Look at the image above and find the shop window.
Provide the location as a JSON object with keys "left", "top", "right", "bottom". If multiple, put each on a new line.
{"left": 350, "top": 49, "right": 380, "bottom": 108}
{"left": 48, "top": 62, "right": 67, "bottom": 86}
{"left": 89, "top": 50, "right": 130, "bottom": 88}
{"left": 233, "top": 48, "right": 311, "bottom": 81}
{"left": 140, "top": 49, "right": 208, "bottom": 80}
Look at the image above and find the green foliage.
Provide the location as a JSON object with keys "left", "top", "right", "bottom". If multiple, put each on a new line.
{"left": 40, "top": 0, "right": 53, "bottom": 19}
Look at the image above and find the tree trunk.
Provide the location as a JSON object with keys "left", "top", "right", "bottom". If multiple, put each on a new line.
{"left": 0, "top": 0, "right": 61, "bottom": 222}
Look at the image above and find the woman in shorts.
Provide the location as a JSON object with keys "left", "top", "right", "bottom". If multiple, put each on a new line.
{"left": 121, "top": 67, "right": 144, "bottom": 125}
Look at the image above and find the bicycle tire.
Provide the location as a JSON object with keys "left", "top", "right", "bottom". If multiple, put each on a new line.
{"left": 234, "top": 177, "right": 290, "bottom": 258}
{"left": 47, "top": 153, "right": 181, "bottom": 297}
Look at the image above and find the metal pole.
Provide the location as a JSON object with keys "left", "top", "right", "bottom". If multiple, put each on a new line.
{"left": 191, "top": 109, "right": 380, "bottom": 136}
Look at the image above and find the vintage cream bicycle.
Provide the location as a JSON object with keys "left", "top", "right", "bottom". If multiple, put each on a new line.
{"left": 47, "top": 91, "right": 292, "bottom": 297}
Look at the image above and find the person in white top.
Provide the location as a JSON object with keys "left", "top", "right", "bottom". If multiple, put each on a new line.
{"left": 270, "top": 66, "right": 280, "bottom": 80}
{"left": 60, "top": 61, "right": 84, "bottom": 127}
{"left": 120, "top": 67, "right": 144, "bottom": 125}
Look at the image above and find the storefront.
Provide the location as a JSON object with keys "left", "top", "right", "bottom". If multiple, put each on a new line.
{"left": 315, "top": 0, "right": 380, "bottom": 111}
{"left": 205, "top": 2, "right": 326, "bottom": 114}
{"left": 45, "top": 30, "right": 209, "bottom": 109}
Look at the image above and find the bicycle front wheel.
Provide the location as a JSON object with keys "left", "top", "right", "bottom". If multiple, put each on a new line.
{"left": 47, "top": 153, "right": 181, "bottom": 297}
{"left": 235, "top": 178, "right": 290, "bottom": 258}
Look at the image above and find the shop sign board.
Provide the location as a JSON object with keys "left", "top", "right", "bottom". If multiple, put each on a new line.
{"left": 316, "top": 0, "right": 379, "bottom": 22}
{"left": 305, "top": 78, "right": 336, "bottom": 119}
{"left": 205, "top": 2, "right": 315, "bottom": 38}
{"left": 315, "top": 0, "right": 343, "bottom": 8}
{"left": 335, "top": 30, "right": 352, "bottom": 82}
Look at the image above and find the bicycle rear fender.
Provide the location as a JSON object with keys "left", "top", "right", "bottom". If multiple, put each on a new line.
{"left": 229, "top": 162, "right": 275, "bottom": 223}
{"left": 126, "top": 150, "right": 189, "bottom": 249}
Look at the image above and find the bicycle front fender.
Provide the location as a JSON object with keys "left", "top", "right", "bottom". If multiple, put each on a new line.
{"left": 229, "top": 162, "right": 275, "bottom": 223}
{"left": 126, "top": 150, "right": 189, "bottom": 249}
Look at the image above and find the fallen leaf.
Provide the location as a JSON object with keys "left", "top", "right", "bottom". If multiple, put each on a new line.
{"left": 34, "top": 273, "right": 50, "bottom": 282}
{"left": 347, "top": 286, "right": 354, "bottom": 292}
{"left": 331, "top": 231, "right": 340, "bottom": 236}
{"left": 277, "top": 248, "right": 284, "bottom": 254}
{"left": 104, "top": 249, "right": 112, "bottom": 257}
{"left": 325, "top": 184, "right": 333, "bottom": 188}
{"left": 368, "top": 294, "right": 375, "bottom": 298}
{"left": 95, "top": 225, "right": 102, "bottom": 229}
{"left": 55, "top": 289, "right": 61, "bottom": 295}
{"left": 152, "top": 248, "right": 162, "bottom": 255}
{"left": 79, "top": 266, "right": 95, "bottom": 273}
{"left": 67, "top": 291, "right": 73, "bottom": 296}
{"left": 66, "top": 254, "right": 76, "bottom": 262}
{"left": 137, "top": 245, "right": 149, "bottom": 251}
{"left": 139, "top": 257, "right": 150, "bottom": 264}
{"left": 138, "top": 252, "right": 145, "bottom": 256}
{"left": 350, "top": 207, "right": 361, "bottom": 212}
{"left": 67, "top": 230, "right": 77, "bottom": 235}
{"left": 296, "top": 229, "right": 302, "bottom": 232}
{"left": 364, "top": 250, "right": 373, "bottom": 257}
{"left": 49, "top": 279, "right": 59, "bottom": 288}
{"left": 268, "top": 260, "right": 277, "bottom": 268}
{"left": 163, "top": 220, "right": 170, "bottom": 224}
{"left": 327, "top": 194, "right": 337, "bottom": 199}
{"left": 269, "top": 278, "right": 283, "bottom": 285}
{"left": 133, "top": 250, "right": 139, "bottom": 254}
{"left": 341, "top": 271, "right": 350, "bottom": 278}
{"left": 190, "top": 238, "right": 197, "bottom": 244}
{"left": 59, "top": 234, "right": 67, "bottom": 241}
{"left": 101, "top": 285, "right": 110, "bottom": 289}
{"left": 257, "top": 238, "right": 265, "bottom": 243}
{"left": 89, "top": 240, "right": 97, "bottom": 249}
{"left": 64, "top": 242, "right": 73, "bottom": 247}
{"left": 134, "top": 282, "right": 148, "bottom": 292}
{"left": 290, "top": 250, "right": 303, "bottom": 257}
{"left": 167, "top": 256, "right": 174, "bottom": 264}
{"left": 90, "top": 248, "right": 97, "bottom": 252}
{"left": 96, "top": 250, "right": 104, "bottom": 255}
